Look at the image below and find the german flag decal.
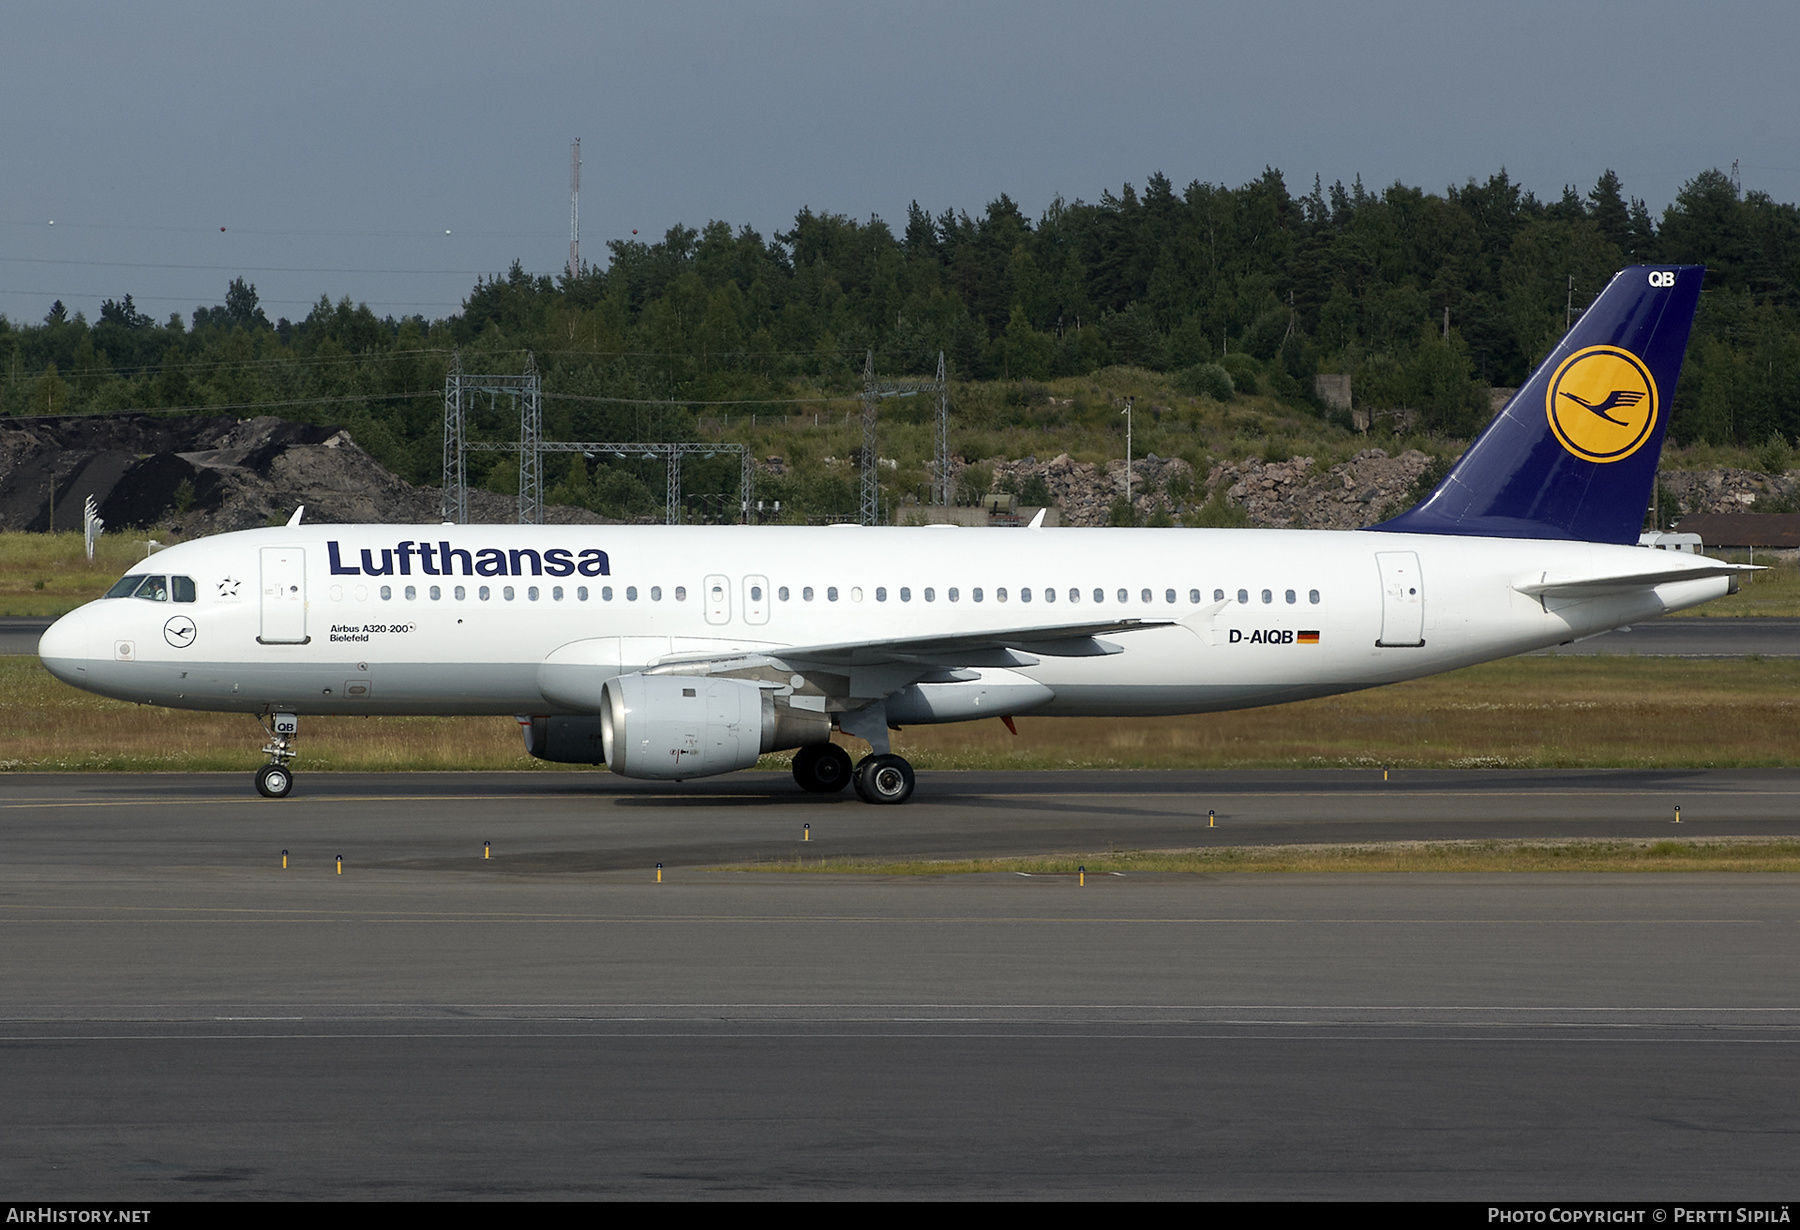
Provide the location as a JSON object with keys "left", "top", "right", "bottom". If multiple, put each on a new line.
{"left": 1297, "top": 631, "right": 1321, "bottom": 644}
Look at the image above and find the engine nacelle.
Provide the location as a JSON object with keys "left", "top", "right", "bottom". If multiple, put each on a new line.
{"left": 519, "top": 715, "right": 607, "bottom": 764}
{"left": 599, "top": 673, "right": 831, "bottom": 780}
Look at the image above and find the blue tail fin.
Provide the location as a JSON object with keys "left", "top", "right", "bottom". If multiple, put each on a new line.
{"left": 1374, "top": 265, "right": 1703, "bottom": 544}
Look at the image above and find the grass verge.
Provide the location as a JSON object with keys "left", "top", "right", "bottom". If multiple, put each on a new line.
{"left": 721, "top": 837, "right": 1800, "bottom": 875}
{"left": 3, "top": 653, "right": 1797, "bottom": 772}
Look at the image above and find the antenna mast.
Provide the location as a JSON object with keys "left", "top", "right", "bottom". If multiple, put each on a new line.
{"left": 568, "top": 138, "right": 581, "bottom": 280}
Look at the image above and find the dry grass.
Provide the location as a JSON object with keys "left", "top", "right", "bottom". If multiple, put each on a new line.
{"left": 0, "top": 656, "right": 551, "bottom": 772}
{"left": 0, "top": 532, "right": 171, "bottom": 617}
{"left": 886, "top": 656, "right": 1800, "bottom": 770}
{"left": 1666, "top": 555, "right": 1800, "bottom": 617}
{"left": 724, "top": 837, "right": 1800, "bottom": 876}
{"left": 2, "top": 654, "right": 1796, "bottom": 773}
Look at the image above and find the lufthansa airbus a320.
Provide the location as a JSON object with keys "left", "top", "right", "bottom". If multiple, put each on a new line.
{"left": 39, "top": 266, "right": 1744, "bottom": 803}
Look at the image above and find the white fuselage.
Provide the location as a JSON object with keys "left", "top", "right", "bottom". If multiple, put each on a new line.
{"left": 38, "top": 522, "right": 1731, "bottom": 720}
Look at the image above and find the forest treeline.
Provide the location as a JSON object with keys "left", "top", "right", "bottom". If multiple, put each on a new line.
{"left": 4, "top": 165, "right": 1798, "bottom": 510}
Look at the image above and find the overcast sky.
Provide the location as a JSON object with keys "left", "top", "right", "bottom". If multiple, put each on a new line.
{"left": 4, "top": 1, "right": 1796, "bottom": 326}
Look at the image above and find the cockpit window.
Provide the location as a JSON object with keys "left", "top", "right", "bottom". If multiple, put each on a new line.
{"left": 104, "top": 575, "right": 146, "bottom": 598}
{"left": 131, "top": 576, "right": 169, "bottom": 602}
{"left": 171, "top": 576, "right": 196, "bottom": 603}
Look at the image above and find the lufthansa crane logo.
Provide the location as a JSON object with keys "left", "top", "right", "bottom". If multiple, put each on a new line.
{"left": 1545, "top": 345, "right": 1659, "bottom": 463}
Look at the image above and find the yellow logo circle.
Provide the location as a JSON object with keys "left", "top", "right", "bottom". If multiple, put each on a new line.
{"left": 1545, "top": 346, "right": 1659, "bottom": 463}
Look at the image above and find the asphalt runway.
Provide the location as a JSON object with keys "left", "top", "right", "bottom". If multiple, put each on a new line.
{"left": 7, "top": 614, "right": 1799, "bottom": 657}
{"left": 4, "top": 769, "right": 1799, "bottom": 1199}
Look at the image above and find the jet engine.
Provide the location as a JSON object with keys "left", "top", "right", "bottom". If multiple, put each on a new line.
{"left": 519, "top": 715, "right": 608, "bottom": 764}
{"left": 596, "top": 673, "right": 832, "bottom": 780}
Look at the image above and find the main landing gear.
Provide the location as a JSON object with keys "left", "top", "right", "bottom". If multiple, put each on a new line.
{"left": 255, "top": 712, "right": 298, "bottom": 798}
{"left": 853, "top": 753, "right": 915, "bottom": 805}
{"left": 791, "top": 743, "right": 916, "bottom": 804}
{"left": 792, "top": 743, "right": 854, "bottom": 793}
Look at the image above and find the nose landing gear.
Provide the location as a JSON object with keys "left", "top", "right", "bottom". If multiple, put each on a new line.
{"left": 255, "top": 712, "right": 298, "bottom": 798}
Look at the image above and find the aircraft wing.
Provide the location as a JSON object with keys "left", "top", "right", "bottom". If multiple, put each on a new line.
{"left": 653, "top": 618, "right": 1175, "bottom": 672}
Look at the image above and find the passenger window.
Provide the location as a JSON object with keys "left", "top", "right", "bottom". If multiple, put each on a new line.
{"left": 504, "top": 586, "right": 516, "bottom": 601}
{"left": 650, "top": 586, "right": 661, "bottom": 601}
{"left": 1189, "top": 589, "right": 1201, "bottom": 604}
{"left": 850, "top": 587, "right": 863, "bottom": 602}
{"left": 529, "top": 586, "right": 540, "bottom": 601}
{"left": 551, "top": 586, "right": 562, "bottom": 601}
{"left": 1309, "top": 589, "right": 1320, "bottom": 604}
{"left": 381, "top": 586, "right": 393, "bottom": 601}
{"left": 1043, "top": 588, "right": 1055, "bottom": 603}
{"left": 778, "top": 586, "right": 790, "bottom": 601}
{"left": 1261, "top": 589, "right": 1272, "bottom": 604}
{"left": 876, "top": 587, "right": 888, "bottom": 602}
{"left": 430, "top": 585, "right": 442, "bottom": 600}
{"left": 827, "top": 587, "right": 839, "bottom": 602}
{"left": 1117, "top": 589, "right": 1128, "bottom": 603}
{"left": 675, "top": 586, "right": 687, "bottom": 601}
{"left": 1021, "top": 589, "right": 1032, "bottom": 603}
{"left": 996, "top": 588, "right": 1007, "bottom": 603}
{"left": 479, "top": 586, "right": 491, "bottom": 601}
{"left": 1165, "top": 589, "right": 1176, "bottom": 603}
{"left": 924, "top": 588, "right": 935, "bottom": 602}
{"left": 457, "top": 585, "right": 468, "bottom": 601}
{"left": 1093, "top": 588, "right": 1104, "bottom": 603}
{"left": 899, "top": 587, "right": 911, "bottom": 602}
{"left": 973, "top": 588, "right": 984, "bottom": 602}
{"left": 1237, "top": 589, "right": 1248, "bottom": 604}
{"left": 1215, "top": 589, "right": 1225, "bottom": 602}
{"left": 601, "top": 586, "right": 613, "bottom": 601}
{"left": 748, "top": 585, "right": 760, "bottom": 601}
{"left": 1068, "top": 588, "right": 1079, "bottom": 603}
{"left": 576, "top": 586, "right": 586, "bottom": 601}
{"left": 626, "top": 586, "right": 637, "bottom": 601}
{"left": 948, "top": 588, "right": 959, "bottom": 602}
{"left": 804, "top": 586, "right": 815, "bottom": 602}
{"left": 1285, "top": 589, "right": 1296, "bottom": 604}
{"left": 1140, "top": 589, "right": 1151, "bottom": 603}
{"left": 171, "top": 576, "right": 196, "bottom": 603}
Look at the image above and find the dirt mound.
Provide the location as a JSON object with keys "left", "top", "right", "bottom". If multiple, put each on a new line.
{"left": 0, "top": 413, "right": 605, "bottom": 534}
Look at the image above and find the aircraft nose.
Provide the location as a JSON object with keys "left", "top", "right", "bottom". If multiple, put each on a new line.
{"left": 37, "top": 605, "right": 96, "bottom": 685}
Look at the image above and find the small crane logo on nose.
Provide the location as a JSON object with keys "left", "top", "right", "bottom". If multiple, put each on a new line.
{"left": 164, "top": 616, "right": 197, "bottom": 649}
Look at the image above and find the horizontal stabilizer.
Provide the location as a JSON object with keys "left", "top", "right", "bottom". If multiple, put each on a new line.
{"left": 1514, "top": 562, "right": 1757, "bottom": 599}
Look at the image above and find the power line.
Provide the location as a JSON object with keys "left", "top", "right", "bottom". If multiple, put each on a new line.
{"left": 1, "top": 256, "right": 503, "bottom": 275}
{"left": 545, "top": 391, "right": 852, "bottom": 407}
{"left": 0, "top": 217, "right": 564, "bottom": 240}
{"left": 6, "top": 391, "right": 438, "bottom": 420}
{"left": 4, "top": 288, "right": 463, "bottom": 309}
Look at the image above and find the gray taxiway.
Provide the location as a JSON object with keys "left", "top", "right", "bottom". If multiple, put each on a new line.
{"left": 3, "top": 769, "right": 1798, "bottom": 1199}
